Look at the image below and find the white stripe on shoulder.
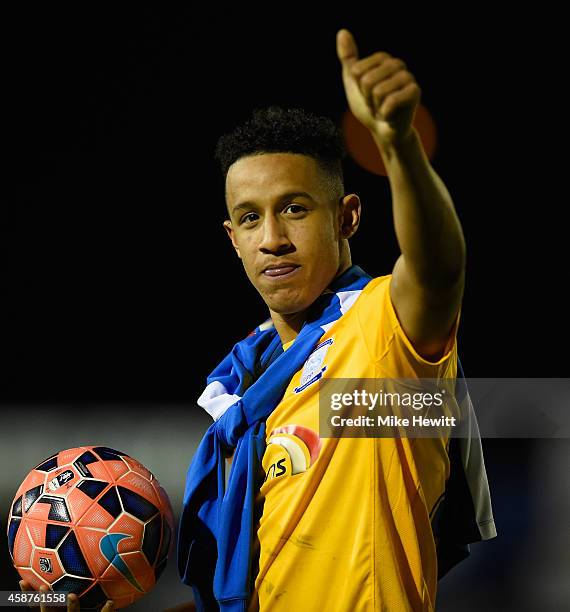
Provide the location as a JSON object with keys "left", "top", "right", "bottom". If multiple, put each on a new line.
{"left": 197, "top": 380, "right": 241, "bottom": 421}
{"left": 320, "top": 289, "right": 363, "bottom": 334}
{"left": 337, "top": 289, "right": 363, "bottom": 314}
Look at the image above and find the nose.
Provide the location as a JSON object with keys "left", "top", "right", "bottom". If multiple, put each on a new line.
{"left": 259, "top": 214, "right": 291, "bottom": 253}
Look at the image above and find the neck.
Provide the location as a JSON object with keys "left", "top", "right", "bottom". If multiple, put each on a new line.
{"left": 270, "top": 310, "right": 308, "bottom": 346}
{"left": 270, "top": 256, "right": 353, "bottom": 345}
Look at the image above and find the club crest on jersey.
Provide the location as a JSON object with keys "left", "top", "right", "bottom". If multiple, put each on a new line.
{"left": 294, "top": 338, "right": 333, "bottom": 393}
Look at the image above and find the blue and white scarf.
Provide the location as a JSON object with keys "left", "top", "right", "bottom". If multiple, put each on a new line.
{"left": 177, "top": 264, "right": 373, "bottom": 611}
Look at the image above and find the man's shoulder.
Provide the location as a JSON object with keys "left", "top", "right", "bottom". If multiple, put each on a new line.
{"left": 354, "top": 274, "right": 392, "bottom": 304}
{"left": 335, "top": 274, "right": 393, "bottom": 324}
{"left": 366, "top": 274, "right": 392, "bottom": 290}
{"left": 336, "top": 274, "right": 392, "bottom": 332}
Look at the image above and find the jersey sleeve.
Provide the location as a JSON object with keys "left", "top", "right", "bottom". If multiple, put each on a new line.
{"left": 354, "top": 274, "right": 460, "bottom": 379}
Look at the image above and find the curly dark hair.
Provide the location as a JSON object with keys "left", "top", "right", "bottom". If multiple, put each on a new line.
{"left": 214, "top": 106, "right": 347, "bottom": 200}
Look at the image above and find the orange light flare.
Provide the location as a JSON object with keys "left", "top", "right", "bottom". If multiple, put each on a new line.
{"left": 341, "top": 103, "right": 438, "bottom": 176}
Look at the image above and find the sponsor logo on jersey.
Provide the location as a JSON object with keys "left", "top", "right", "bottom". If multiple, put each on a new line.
{"left": 294, "top": 338, "right": 333, "bottom": 393}
{"left": 264, "top": 425, "right": 322, "bottom": 481}
{"left": 263, "top": 457, "right": 287, "bottom": 483}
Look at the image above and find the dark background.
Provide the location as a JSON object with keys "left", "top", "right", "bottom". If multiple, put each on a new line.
{"left": 3, "top": 6, "right": 568, "bottom": 611}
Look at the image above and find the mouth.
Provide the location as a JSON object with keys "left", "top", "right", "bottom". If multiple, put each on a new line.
{"left": 263, "top": 265, "right": 301, "bottom": 279}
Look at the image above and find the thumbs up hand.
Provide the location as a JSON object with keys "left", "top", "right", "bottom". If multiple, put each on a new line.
{"left": 336, "top": 29, "right": 421, "bottom": 149}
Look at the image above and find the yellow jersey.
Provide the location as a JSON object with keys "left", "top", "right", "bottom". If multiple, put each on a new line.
{"left": 249, "top": 274, "right": 460, "bottom": 612}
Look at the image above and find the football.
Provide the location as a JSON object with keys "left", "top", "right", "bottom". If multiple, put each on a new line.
{"left": 7, "top": 446, "right": 174, "bottom": 610}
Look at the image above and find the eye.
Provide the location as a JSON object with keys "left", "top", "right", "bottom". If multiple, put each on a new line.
{"left": 284, "top": 204, "right": 306, "bottom": 214}
{"left": 241, "top": 212, "right": 259, "bottom": 224}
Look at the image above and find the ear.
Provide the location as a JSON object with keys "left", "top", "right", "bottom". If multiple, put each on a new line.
{"left": 338, "top": 193, "right": 361, "bottom": 239}
{"left": 223, "top": 219, "right": 242, "bottom": 259}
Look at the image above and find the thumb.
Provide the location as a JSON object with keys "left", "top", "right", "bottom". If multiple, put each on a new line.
{"left": 336, "top": 29, "right": 359, "bottom": 70}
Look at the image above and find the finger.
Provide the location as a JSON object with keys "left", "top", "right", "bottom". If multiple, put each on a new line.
{"left": 371, "top": 71, "right": 416, "bottom": 113}
{"left": 336, "top": 29, "right": 359, "bottom": 71}
{"left": 66, "top": 592, "right": 80, "bottom": 612}
{"left": 19, "top": 580, "right": 34, "bottom": 611}
{"left": 39, "top": 585, "right": 49, "bottom": 612}
{"left": 350, "top": 51, "right": 392, "bottom": 78}
{"left": 380, "top": 82, "right": 421, "bottom": 120}
{"left": 20, "top": 580, "right": 41, "bottom": 611}
{"left": 101, "top": 600, "right": 115, "bottom": 611}
{"left": 357, "top": 59, "right": 408, "bottom": 103}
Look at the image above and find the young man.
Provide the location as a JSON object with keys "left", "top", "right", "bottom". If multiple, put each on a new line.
{"left": 177, "top": 29, "right": 495, "bottom": 612}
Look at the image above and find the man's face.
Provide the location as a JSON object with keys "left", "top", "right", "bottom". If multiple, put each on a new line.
{"left": 223, "top": 153, "right": 345, "bottom": 316}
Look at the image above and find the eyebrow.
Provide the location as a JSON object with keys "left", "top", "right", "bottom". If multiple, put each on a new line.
{"left": 231, "top": 191, "right": 315, "bottom": 216}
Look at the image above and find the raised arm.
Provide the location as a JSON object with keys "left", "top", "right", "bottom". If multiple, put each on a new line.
{"left": 337, "top": 29, "right": 466, "bottom": 361}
